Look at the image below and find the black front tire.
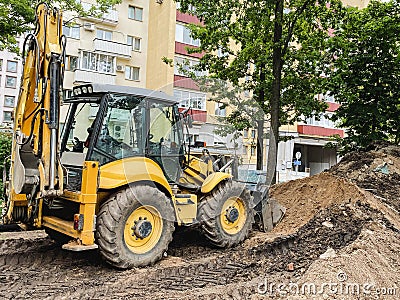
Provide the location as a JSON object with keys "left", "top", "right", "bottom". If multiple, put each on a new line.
{"left": 96, "top": 185, "right": 175, "bottom": 269}
{"left": 197, "top": 180, "right": 254, "bottom": 248}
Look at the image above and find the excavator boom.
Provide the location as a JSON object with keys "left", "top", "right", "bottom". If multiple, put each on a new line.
{"left": 4, "top": 3, "right": 65, "bottom": 223}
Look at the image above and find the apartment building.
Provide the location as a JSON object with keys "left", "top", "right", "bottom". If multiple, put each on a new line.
{"left": 146, "top": 2, "right": 238, "bottom": 157}
{"left": 274, "top": 95, "right": 343, "bottom": 182}
{"left": 58, "top": 0, "right": 152, "bottom": 135}
{"left": 0, "top": 39, "right": 23, "bottom": 129}
{"left": 58, "top": 0, "right": 235, "bottom": 155}
{"left": 0, "top": 0, "right": 367, "bottom": 178}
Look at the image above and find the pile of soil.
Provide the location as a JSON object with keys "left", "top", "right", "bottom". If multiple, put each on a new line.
{"left": 262, "top": 143, "right": 400, "bottom": 237}
{"left": 299, "top": 227, "right": 400, "bottom": 300}
{"left": 268, "top": 173, "right": 363, "bottom": 235}
{"left": 330, "top": 143, "right": 400, "bottom": 211}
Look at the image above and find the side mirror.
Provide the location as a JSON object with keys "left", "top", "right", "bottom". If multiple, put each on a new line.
{"left": 180, "top": 107, "right": 193, "bottom": 128}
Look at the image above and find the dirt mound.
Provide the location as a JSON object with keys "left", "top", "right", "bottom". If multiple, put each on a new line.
{"left": 299, "top": 227, "right": 400, "bottom": 299}
{"left": 263, "top": 143, "right": 400, "bottom": 238}
{"left": 329, "top": 143, "right": 400, "bottom": 212}
{"left": 268, "top": 173, "right": 364, "bottom": 235}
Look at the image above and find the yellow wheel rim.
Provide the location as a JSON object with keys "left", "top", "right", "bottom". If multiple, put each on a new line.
{"left": 220, "top": 196, "right": 247, "bottom": 235}
{"left": 124, "top": 205, "right": 163, "bottom": 254}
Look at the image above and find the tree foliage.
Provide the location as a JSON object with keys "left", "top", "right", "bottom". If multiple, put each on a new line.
{"left": 0, "top": 132, "right": 12, "bottom": 199}
{"left": 327, "top": 0, "right": 400, "bottom": 153}
{"left": 0, "top": 0, "right": 121, "bottom": 51}
{"left": 177, "top": 0, "right": 345, "bottom": 183}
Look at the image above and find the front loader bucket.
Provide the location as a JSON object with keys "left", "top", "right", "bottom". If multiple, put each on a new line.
{"left": 252, "top": 185, "right": 286, "bottom": 232}
{"left": 259, "top": 198, "right": 286, "bottom": 232}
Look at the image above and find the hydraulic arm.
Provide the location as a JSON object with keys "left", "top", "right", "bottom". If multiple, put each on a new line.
{"left": 4, "top": 3, "right": 65, "bottom": 223}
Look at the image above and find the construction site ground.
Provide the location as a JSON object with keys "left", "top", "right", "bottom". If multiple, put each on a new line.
{"left": 0, "top": 143, "right": 399, "bottom": 299}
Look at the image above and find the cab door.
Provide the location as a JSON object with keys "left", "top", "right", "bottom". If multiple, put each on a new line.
{"left": 146, "top": 102, "right": 184, "bottom": 182}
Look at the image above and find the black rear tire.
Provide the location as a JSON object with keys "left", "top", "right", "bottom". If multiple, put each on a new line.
{"left": 96, "top": 185, "right": 175, "bottom": 269}
{"left": 197, "top": 180, "right": 254, "bottom": 248}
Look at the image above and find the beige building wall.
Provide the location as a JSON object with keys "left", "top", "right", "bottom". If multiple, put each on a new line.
{"left": 146, "top": 1, "right": 176, "bottom": 95}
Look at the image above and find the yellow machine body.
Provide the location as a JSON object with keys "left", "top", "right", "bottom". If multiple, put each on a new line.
{"left": 4, "top": 4, "right": 260, "bottom": 268}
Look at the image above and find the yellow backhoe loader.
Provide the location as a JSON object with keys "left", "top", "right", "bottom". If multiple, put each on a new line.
{"left": 2, "top": 4, "right": 284, "bottom": 269}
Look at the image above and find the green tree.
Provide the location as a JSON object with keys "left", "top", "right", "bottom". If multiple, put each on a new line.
{"left": 327, "top": 0, "right": 400, "bottom": 153}
{"left": 0, "top": 132, "right": 12, "bottom": 201}
{"left": 0, "top": 0, "right": 121, "bottom": 51}
{"left": 178, "top": 0, "right": 344, "bottom": 184}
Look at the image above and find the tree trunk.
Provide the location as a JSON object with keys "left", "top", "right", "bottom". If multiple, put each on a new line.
{"left": 257, "top": 69, "right": 266, "bottom": 171}
{"left": 256, "top": 119, "right": 264, "bottom": 170}
{"left": 265, "top": 0, "right": 284, "bottom": 186}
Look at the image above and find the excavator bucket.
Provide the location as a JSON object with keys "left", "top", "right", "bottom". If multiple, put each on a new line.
{"left": 252, "top": 184, "right": 286, "bottom": 232}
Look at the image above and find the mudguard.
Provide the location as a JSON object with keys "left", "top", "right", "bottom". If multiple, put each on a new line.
{"left": 201, "top": 172, "right": 232, "bottom": 194}
{"left": 99, "top": 157, "right": 173, "bottom": 196}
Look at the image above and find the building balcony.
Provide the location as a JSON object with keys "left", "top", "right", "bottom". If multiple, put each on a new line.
{"left": 297, "top": 124, "right": 344, "bottom": 138}
{"left": 178, "top": 107, "right": 206, "bottom": 123}
{"left": 175, "top": 42, "right": 204, "bottom": 59}
{"left": 176, "top": 11, "right": 202, "bottom": 25}
{"left": 81, "top": 2, "right": 118, "bottom": 25}
{"left": 93, "top": 39, "right": 131, "bottom": 58}
{"left": 174, "top": 75, "right": 199, "bottom": 90}
{"left": 74, "top": 69, "right": 116, "bottom": 85}
{"left": 326, "top": 101, "right": 340, "bottom": 112}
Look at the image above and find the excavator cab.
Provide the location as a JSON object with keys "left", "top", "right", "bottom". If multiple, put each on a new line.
{"left": 60, "top": 84, "right": 186, "bottom": 190}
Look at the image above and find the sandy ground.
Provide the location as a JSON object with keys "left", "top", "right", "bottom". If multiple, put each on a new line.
{"left": 0, "top": 144, "right": 399, "bottom": 299}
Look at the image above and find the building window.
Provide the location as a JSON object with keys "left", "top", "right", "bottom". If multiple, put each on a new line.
{"left": 127, "top": 36, "right": 141, "bottom": 51}
{"left": 81, "top": 52, "right": 115, "bottom": 74}
{"left": 63, "top": 25, "right": 80, "bottom": 39}
{"left": 176, "top": 2, "right": 196, "bottom": 12}
{"left": 6, "top": 61, "right": 17, "bottom": 73}
{"left": 243, "top": 129, "right": 248, "bottom": 138}
{"left": 250, "top": 146, "right": 256, "bottom": 156}
{"left": 324, "top": 92, "right": 336, "bottom": 103}
{"left": 0, "top": 59, "right": 3, "bottom": 71}
{"left": 96, "top": 29, "right": 112, "bottom": 41}
{"left": 66, "top": 56, "right": 78, "bottom": 71}
{"left": 5, "top": 76, "right": 17, "bottom": 88}
{"left": 215, "top": 103, "right": 226, "bottom": 117}
{"left": 128, "top": 6, "right": 143, "bottom": 21}
{"left": 3, "top": 111, "right": 12, "bottom": 122}
{"left": 4, "top": 95, "right": 15, "bottom": 107}
{"left": 174, "top": 89, "right": 206, "bottom": 110}
{"left": 251, "top": 129, "right": 256, "bottom": 138}
{"left": 125, "top": 66, "right": 140, "bottom": 81}
{"left": 305, "top": 113, "right": 336, "bottom": 128}
{"left": 174, "top": 57, "right": 206, "bottom": 77}
{"left": 175, "top": 23, "right": 200, "bottom": 46}
{"left": 217, "top": 47, "right": 228, "bottom": 58}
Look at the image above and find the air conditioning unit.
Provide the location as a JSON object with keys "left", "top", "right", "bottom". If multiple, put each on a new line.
{"left": 116, "top": 65, "right": 124, "bottom": 72}
{"left": 83, "top": 22, "right": 95, "bottom": 31}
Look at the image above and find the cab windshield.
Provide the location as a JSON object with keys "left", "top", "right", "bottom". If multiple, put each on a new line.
{"left": 90, "top": 94, "right": 146, "bottom": 165}
{"left": 61, "top": 92, "right": 183, "bottom": 172}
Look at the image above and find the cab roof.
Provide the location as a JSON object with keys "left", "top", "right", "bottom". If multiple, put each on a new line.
{"left": 69, "top": 83, "right": 177, "bottom": 104}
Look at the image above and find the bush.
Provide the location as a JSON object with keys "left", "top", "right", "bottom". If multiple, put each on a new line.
{"left": 0, "top": 132, "right": 12, "bottom": 203}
